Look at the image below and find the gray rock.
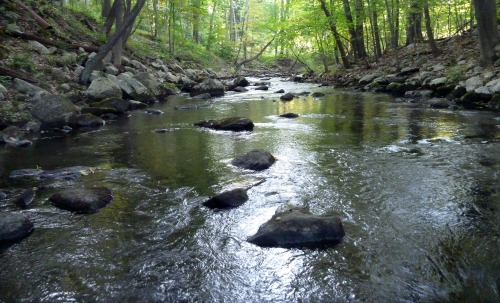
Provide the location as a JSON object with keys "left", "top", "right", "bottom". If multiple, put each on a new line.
{"left": 117, "top": 73, "right": 154, "bottom": 102}
{"left": 28, "top": 40, "right": 50, "bottom": 54}
{"left": 105, "top": 65, "right": 119, "bottom": 75}
{"left": 248, "top": 207, "right": 345, "bottom": 248}
{"left": 274, "top": 89, "right": 285, "bottom": 94}
{"left": 91, "top": 97, "right": 129, "bottom": 114}
{"left": 50, "top": 67, "right": 67, "bottom": 81}
{"left": 133, "top": 72, "right": 162, "bottom": 96}
{"left": 60, "top": 52, "right": 78, "bottom": 66}
{"left": 25, "top": 121, "right": 41, "bottom": 132}
{"left": 358, "top": 73, "right": 379, "bottom": 85}
{"left": 233, "top": 86, "right": 248, "bottom": 92}
{"left": 0, "top": 92, "right": 4, "bottom": 100}
{"left": 145, "top": 108, "right": 163, "bottom": 115}
{"left": 192, "top": 93, "right": 212, "bottom": 100}
{"left": 0, "top": 213, "right": 34, "bottom": 243}
{"left": 255, "top": 86, "right": 269, "bottom": 91}
{"left": 311, "top": 92, "right": 326, "bottom": 97}
{"left": 85, "top": 76, "right": 123, "bottom": 101}
{"left": 14, "top": 79, "right": 48, "bottom": 97}
{"left": 129, "top": 60, "right": 145, "bottom": 70}
{"left": 0, "top": 83, "right": 6, "bottom": 94}
{"left": 474, "top": 86, "right": 492, "bottom": 98}
{"left": 231, "top": 149, "right": 275, "bottom": 171}
{"left": 279, "top": 113, "right": 299, "bottom": 118}
{"left": 429, "top": 77, "right": 447, "bottom": 89}
{"left": 67, "top": 114, "right": 105, "bottom": 128}
{"left": 9, "top": 169, "right": 43, "bottom": 179}
{"left": 49, "top": 187, "right": 113, "bottom": 214}
{"left": 31, "top": 94, "right": 76, "bottom": 127}
{"left": 128, "top": 100, "right": 148, "bottom": 110}
{"left": 14, "top": 140, "right": 33, "bottom": 148}
{"left": 465, "top": 76, "right": 483, "bottom": 92}
{"left": 404, "top": 90, "right": 433, "bottom": 98}
{"left": 190, "top": 78, "right": 225, "bottom": 97}
{"left": 195, "top": 117, "right": 254, "bottom": 132}
{"left": 74, "top": 65, "right": 84, "bottom": 77}
{"left": 60, "top": 83, "right": 71, "bottom": 92}
{"left": 170, "top": 63, "right": 185, "bottom": 74}
{"left": 40, "top": 166, "right": 93, "bottom": 181}
{"left": 165, "top": 72, "right": 179, "bottom": 83}
{"left": 203, "top": 188, "right": 248, "bottom": 209}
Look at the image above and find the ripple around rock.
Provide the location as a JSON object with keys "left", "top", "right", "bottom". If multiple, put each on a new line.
{"left": 0, "top": 213, "right": 34, "bottom": 243}
{"left": 49, "top": 187, "right": 113, "bottom": 214}
{"left": 248, "top": 208, "right": 345, "bottom": 248}
{"left": 231, "top": 149, "right": 276, "bottom": 171}
{"left": 203, "top": 188, "right": 248, "bottom": 209}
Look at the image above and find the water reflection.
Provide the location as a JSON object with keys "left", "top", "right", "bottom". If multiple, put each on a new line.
{"left": 0, "top": 78, "right": 498, "bottom": 302}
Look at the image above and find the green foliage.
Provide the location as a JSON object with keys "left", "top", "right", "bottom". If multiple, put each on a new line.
{"left": 6, "top": 52, "right": 35, "bottom": 71}
{"left": 0, "top": 76, "right": 11, "bottom": 87}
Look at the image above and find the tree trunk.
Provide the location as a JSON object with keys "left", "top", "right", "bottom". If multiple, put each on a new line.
{"left": 406, "top": 1, "right": 423, "bottom": 45}
{"left": 79, "top": 0, "right": 146, "bottom": 84}
{"left": 112, "top": 0, "right": 124, "bottom": 66}
{"left": 319, "top": 0, "right": 350, "bottom": 68}
{"left": 473, "top": 0, "right": 499, "bottom": 66}
{"left": 101, "top": 0, "right": 112, "bottom": 19}
{"left": 12, "top": 0, "right": 52, "bottom": 29}
{"left": 206, "top": 0, "right": 218, "bottom": 50}
{"left": 192, "top": 0, "right": 200, "bottom": 43}
{"left": 368, "top": 0, "right": 382, "bottom": 58}
{"left": 423, "top": 0, "right": 440, "bottom": 55}
{"left": 384, "top": 0, "right": 398, "bottom": 49}
{"left": 235, "top": 35, "right": 276, "bottom": 69}
{"left": 354, "top": 0, "right": 367, "bottom": 58}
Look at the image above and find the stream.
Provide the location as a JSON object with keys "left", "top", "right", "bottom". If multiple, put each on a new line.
{"left": 0, "top": 77, "right": 499, "bottom": 302}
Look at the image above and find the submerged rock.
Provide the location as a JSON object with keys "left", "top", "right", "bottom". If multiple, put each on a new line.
{"left": 279, "top": 113, "right": 299, "bottom": 118}
{"left": 248, "top": 207, "right": 345, "bottom": 248}
{"left": 231, "top": 149, "right": 276, "bottom": 171}
{"left": 14, "top": 188, "right": 36, "bottom": 209}
{"left": 40, "top": 166, "right": 93, "bottom": 181}
{"left": 49, "top": 187, "right": 113, "bottom": 213}
{"left": 9, "top": 169, "right": 44, "bottom": 179}
{"left": 0, "top": 213, "right": 34, "bottom": 243}
{"left": 203, "top": 188, "right": 248, "bottom": 209}
{"left": 195, "top": 117, "right": 254, "bottom": 132}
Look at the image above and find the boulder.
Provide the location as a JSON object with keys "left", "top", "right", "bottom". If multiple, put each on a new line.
{"left": 203, "top": 188, "right": 248, "bottom": 209}
{"left": 248, "top": 207, "right": 345, "bottom": 248}
{"left": 404, "top": 90, "right": 433, "bottom": 98}
{"left": 465, "top": 76, "right": 483, "bottom": 92}
{"left": 474, "top": 86, "right": 493, "bottom": 99}
{"left": 9, "top": 169, "right": 43, "bottom": 179}
{"left": 28, "top": 40, "right": 50, "bottom": 54}
{"left": 280, "top": 93, "right": 295, "bottom": 101}
{"left": 0, "top": 83, "right": 7, "bottom": 94}
{"left": 14, "top": 79, "right": 48, "bottom": 97}
{"left": 117, "top": 73, "right": 155, "bottom": 103}
{"left": 0, "top": 125, "right": 23, "bottom": 144}
{"left": 233, "top": 76, "right": 250, "bottom": 87}
{"left": 105, "top": 65, "right": 119, "bottom": 75}
{"left": 274, "top": 89, "right": 285, "bottom": 94}
{"left": 0, "top": 213, "right": 34, "bottom": 243}
{"left": 134, "top": 72, "right": 165, "bottom": 97}
{"left": 233, "top": 86, "right": 249, "bottom": 93}
{"left": 311, "top": 92, "right": 326, "bottom": 97}
{"left": 169, "top": 63, "right": 185, "bottom": 74}
{"left": 145, "top": 108, "right": 164, "bottom": 115}
{"left": 49, "top": 187, "right": 113, "bottom": 214}
{"left": 231, "top": 149, "right": 276, "bottom": 171}
{"left": 190, "top": 78, "right": 225, "bottom": 97}
{"left": 85, "top": 76, "right": 123, "bottom": 101}
{"left": 31, "top": 94, "right": 77, "bottom": 127}
{"left": 91, "top": 97, "right": 130, "bottom": 113}
{"left": 67, "top": 114, "right": 105, "bottom": 128}
{"left": 358, "top": 73, "right": 379, "bottom": 85}
{"left": 428, "top": 77, "right": 448, "bottom": 89}
{"left": 195, "top": 117, "right": 254, "bottom": 132}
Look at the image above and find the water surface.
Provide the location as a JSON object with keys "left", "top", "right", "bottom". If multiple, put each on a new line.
{"left": 0, "top": 78, "right": 499, "bottom": 302}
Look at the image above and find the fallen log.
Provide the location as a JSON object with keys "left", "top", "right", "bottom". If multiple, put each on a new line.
{"left": 0, "top": 66, "right": 38, "bottom": 84}
{"left": 11, "top": 0, "right": 52, "bottom": 29}
{"left": 7, "top": 31, "right": 100, "bottom": 53}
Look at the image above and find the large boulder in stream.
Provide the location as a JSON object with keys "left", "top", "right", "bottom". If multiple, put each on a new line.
{"left": 0, "top": 213, "right": 34, "bottom": 243}
{"left": 49, "top": 187, "right": 113, "bottom": 213}
{"left": 195, "top": 117, "right": 254, "bottom": 132}
{"left": 203, "top": 188, "right": 248, "bottom": 209}
{"left": 190, "top": 78, "right": 225, "bottom": 97}
{"left": 31, "top": 94, "right": 77, "bottom": 127}
{"left": 231, "top": 149, "right": 276, "bottom": 171}
{"left": 248, "top": 207, "right": 345, "bottom": 248}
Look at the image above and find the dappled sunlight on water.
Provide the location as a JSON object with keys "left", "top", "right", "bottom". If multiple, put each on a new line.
{"left": 0, "top": 77, "right": 498, "bottom": 302}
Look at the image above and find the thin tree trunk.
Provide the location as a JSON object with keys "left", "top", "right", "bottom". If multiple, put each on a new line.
{"left": 79, "top": 0, "right": 146, "bottom": 84}
{"left": 319, "top": 0, "right": 350, "bottom": 68}
{"left": 235, "top": 35, "right": 276, "bottom": 69}
{"left": 423, "top": 0, "right": 440, "bottom": 55}
{"left": 112, "top": 0, "right": 124, "bottom": 66}
{"left": 206, "top": 0, "right": 218, "bottom": 50}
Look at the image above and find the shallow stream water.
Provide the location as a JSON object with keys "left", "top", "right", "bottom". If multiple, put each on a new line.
{"left": 0, "top": 78, "right": 499, "bottom": 302}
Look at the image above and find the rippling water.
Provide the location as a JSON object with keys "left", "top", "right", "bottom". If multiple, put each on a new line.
{"left": 0, "top": 78, "right": 499, "bottom": 302}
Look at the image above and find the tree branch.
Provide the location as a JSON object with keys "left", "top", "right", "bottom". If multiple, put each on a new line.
{"left": 235, "top": 35, "right": 276, "bottom": 69}
{"left": 6, "top": 30, "right": 100, "bottom": 53}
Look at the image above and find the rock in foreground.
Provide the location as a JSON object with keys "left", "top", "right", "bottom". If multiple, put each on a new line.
{"left": 195, "top": 117, "right": 254, "bottom": 132}
{"left": 49, "top": 187, "right": 113, "bottom": 213}
{"left": 0, "top": 213, "right": 34, "bottom": 243}
{"left": 203, "top": 188, "right": 248, "bottom": 209}
{"left": 248, "top": 208, "right": 345, "bottom": 248}
{"left": 232, "top": 149, "right": 275, "bottom": 171}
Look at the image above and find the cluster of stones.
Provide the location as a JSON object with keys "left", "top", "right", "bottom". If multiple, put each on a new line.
{"left": 0, "top": 166, "right": 114, "bottom": 246}
{"left": 195, "top": 114, "right": 345, "bottom": 249}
